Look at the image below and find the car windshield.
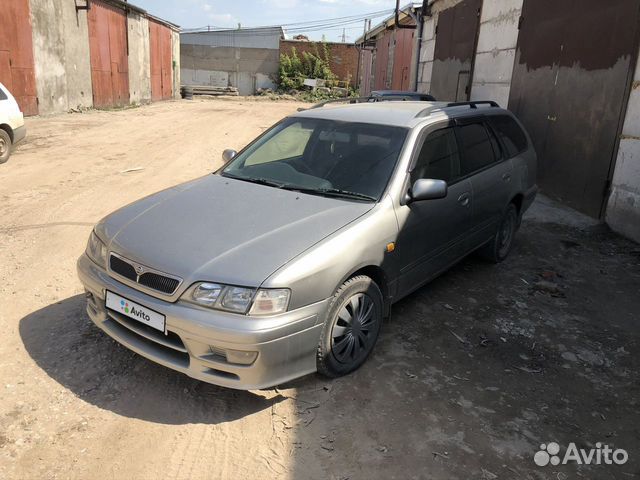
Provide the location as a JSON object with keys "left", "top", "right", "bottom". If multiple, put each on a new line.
{"left": 221, "top": 118, "right": 408, "bottom": 201}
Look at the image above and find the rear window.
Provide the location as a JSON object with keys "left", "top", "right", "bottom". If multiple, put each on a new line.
{"left": 457, "top": 123, "right": 498, "bottom": 175}
{"left": 488, "top": 115, "right": 528, "bottom": 157}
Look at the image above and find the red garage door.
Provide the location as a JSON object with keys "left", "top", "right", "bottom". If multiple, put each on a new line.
{"left": 391, "top": 28, "right": 414, "bottom": 91}
{"left": 149, "top": 20, "right": 173, "bottom": 101}
{"left": 374, "top": 30, "right": 391, "bottom": 90}
{"left": 0, "top": 0, "right": 38, "bottom": 115}
{"left": 88, "top": 0, "right": 130, "bottom": 108}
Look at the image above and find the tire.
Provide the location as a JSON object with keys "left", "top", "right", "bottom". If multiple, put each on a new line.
{"left": 479, "top": 203, "right": 518, "bottom": 263}
{"left": 0, "top": 129, "right": 11, "bottom": 164}
{"left": 317, "top": 275, "right": 383, "bottom": 378}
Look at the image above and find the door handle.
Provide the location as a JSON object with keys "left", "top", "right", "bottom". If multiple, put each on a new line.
{"left": 457, "top": 193, "right": 470, "bottom": 207}
{"left": 502, "top": 173, "right": 511, "bottom": 181}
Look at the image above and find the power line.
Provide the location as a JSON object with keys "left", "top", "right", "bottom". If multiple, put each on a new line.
{"left": 181, "top": 8, "right": 393, "bottom": 35}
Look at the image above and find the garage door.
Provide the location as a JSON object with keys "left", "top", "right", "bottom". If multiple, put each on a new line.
{"left": 391, "top": 28, "right": 414, "bottom": 91}
{"left": 374, "top": 31, "right": 391, "bottom": 90}
{"left": 431, "top": 0, "right": 482, "bottom": 101}
{"left": 508, "top": 0, "right": 640, "bottom": 218}
{"left": 88, "top": 0, "right": 130, "bottom": 108}
{"left": 149, "top": 20, "right": 173, "bottom": 101}
{"left": 0, "top": 0, "right": 38, "bottom": 115}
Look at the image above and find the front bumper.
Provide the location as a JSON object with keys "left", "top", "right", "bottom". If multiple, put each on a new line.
{"left": 13, "top": 124, "right": 26, "bottom": 145}
{"left": 77, "top": 254, "right": 327, "bottom": 389}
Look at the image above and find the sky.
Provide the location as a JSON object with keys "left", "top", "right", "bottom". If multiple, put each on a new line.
{"left": 132, "top": 0, "right": 400, "bottom": 42}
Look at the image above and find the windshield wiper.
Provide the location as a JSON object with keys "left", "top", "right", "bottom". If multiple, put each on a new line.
{"left": 221, "top": 173, "right": 285, "bottom": 189}
{"left": 283, "top": 186, "right": 376, "bottom": 202}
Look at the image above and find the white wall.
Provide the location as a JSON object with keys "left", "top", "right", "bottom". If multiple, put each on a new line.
{"left": 606, "top": 52, "right": 640, "bottom": 242}
{"left": 127, "top": 12, "right": 151, "bottom": 105}
{"left": 469, "top": 0, "right": 523, "bottom": 107}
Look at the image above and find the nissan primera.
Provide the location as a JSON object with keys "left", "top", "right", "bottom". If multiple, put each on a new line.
{"left": 77, "top": 100, "right": 537, "bottom": 389}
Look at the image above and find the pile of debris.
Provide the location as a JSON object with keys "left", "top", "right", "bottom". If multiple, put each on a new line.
{"left": 181, "top": 85, "right": 239, "bottom": 99}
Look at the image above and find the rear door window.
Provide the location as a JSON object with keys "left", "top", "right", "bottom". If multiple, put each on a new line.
{"left": 457, "top": 123, "right": 498, "bottom": 176}
{"left": 488, "top": 115, "right": 528, "bottom": 157}
{"left": 411, "top": 127, "right": 460, "bottom": 184}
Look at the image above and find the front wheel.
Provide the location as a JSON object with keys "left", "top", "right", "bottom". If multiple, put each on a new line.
{"left": 479, "top": 203, "right": 518, "bottom": 263}
{"left": 316, "top": 275, "right": 383, "bottom": 378}
{"left": 0, "top": 129, "right": 12, "bottom": 164}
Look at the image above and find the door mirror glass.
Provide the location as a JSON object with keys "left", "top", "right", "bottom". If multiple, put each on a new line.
{"left": 222, "top": 149, "right": 237, "bottom": 164}
{"left": 409, "top": 178, "right": 448, "bottom": 202}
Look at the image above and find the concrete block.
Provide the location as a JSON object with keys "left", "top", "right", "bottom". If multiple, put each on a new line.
{"left": 422, "top": 17, "right": 436, "bottom": 41}
{"left": 127, "top": 12, "right": 151, "bottom": 104}
{"left": 477, "top": 14, "right": 520, "bottom": 52}
{"left": 420, "top": 61, "right": 433, "bottom": 85}
{"left": 472, "top": 50, "right": 516, "bottom": 84}
{"left": 606, "top": 186, "right": 640, "bottom": 243}
{"left": 420, "top": 38, "right": 436, "bottom": 63}
{"left": 611, "top": 138, "right": 640, "bottom": 192}
{"left": 479, "top": 0, "right": 523, "bottom": 25}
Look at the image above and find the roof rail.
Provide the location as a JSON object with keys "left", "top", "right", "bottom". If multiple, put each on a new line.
{"left": 415, "top": 100, "right": 500, "bottom": 118}
{"left": 297, "top": 94, "right": 431, "bottom": 112}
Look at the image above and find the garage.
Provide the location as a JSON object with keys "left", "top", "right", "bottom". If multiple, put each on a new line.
{"left": 508, "top": 0, "right": 640, "bottom": 217}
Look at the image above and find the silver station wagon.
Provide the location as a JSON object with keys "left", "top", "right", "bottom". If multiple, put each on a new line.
{"left": 77, "top": 100, "right": 537, "bottom": 389}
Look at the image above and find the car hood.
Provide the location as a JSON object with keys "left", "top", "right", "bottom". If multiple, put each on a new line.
{"left": 98, "top": 174, "right": 373, "bottom": 289}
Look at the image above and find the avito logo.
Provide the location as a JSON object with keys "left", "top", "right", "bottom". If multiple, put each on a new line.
{"left": 120, "top": 300, "right": 151, "bottom": 322}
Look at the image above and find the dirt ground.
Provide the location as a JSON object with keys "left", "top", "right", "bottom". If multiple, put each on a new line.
{"left": 1, "top": 99, "right": 639, "bottom": 480}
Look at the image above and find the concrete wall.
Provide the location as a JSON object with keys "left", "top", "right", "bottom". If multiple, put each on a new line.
{"left": 29, "top": 0, "right": 93, "bottom": 114}
{"left": 469, "top": 0, "right": 523, "bottom": 107}
{"left": 171, "top": 30, "right": 181, "bottom": 99}
{"left": 606, "top": 53, "right": 640, "bottom": 242}
{"left": 416, "top": 15, "right": 436, "bottom": 94}
{"left": 181, "top": 37, "right": 280, "bottom": 95}
{"left": 127, "top": 11, "right": 151, "bottom": 105}
{"left": 280, "top": 40, "right": 359, "bottom": 85}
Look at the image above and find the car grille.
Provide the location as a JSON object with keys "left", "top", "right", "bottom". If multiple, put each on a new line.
{"left": 109, "top": 253, "right": 181, "bottom": 295}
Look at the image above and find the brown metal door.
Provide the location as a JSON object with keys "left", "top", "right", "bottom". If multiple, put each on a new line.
{"left": 374, "top": 31, "right": 391, "bottom": 90}
{"left": 0, "top": 0, "right": 38, "bottom": 115}
{"left": 431, "top": 0, "right": 482, "bottom": 101}
{"left": 508, "top": 0, "right": 640, "bottom": 217}
{"left": 392, "top": 28, "right": 414, "bottom": 90}
{"left": 88, "top": 0, "right": 129, "bottom": 108}
{"left": 360, "top": 49, "right": 373, "bottom": 96}
{"left": 150, "top": 20, "right": 173, "bottom": 101}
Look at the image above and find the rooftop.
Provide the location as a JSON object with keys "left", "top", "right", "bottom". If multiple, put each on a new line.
{"left": 292, "top": 101, "right": 505, "bottom": 128}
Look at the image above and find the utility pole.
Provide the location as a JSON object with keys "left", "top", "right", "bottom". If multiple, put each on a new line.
{"left": 341, "top": 28, "right": 346, "bottom": 43}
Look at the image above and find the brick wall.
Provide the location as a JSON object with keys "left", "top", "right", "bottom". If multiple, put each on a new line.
{"left": 279, "top": 40, "right": 359, "bottom": 85}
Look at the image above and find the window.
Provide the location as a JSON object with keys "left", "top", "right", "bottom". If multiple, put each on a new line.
{"left": 223, "top": 118, "right": 407, "bottom": 200}
{"left": 244, "top": 122, "right": 313, "bottom": 166}
{"left": 488, "top": 115, "right": 528, "bottom": 157}
{"left": 457, "top": 123, "right": 498, "bottom": 175}
{"left": 411, "top": 128, "right": 460, "bottom": 184}
{"left": 0, "top": 88, "right": 6, "bottom": 101}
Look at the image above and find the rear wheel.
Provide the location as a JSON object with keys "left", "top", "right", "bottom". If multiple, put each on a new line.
{"left": 317, "top": 275, "right": 383, "bottom": 378}
{"left": 0, "top": 129, "right": 11, "bottom": 164}
{"left": 479, "top": 203, "right": 518, "bottom": 263}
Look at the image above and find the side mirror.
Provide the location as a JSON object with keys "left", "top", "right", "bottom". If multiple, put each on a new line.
{"left": 407, "top": 178, "right": 448, "bottom": 203}
{"left": 222, "top": 149, "right": 237, "bottom": 164}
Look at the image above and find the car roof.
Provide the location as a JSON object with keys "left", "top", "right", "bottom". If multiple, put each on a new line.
{"left": 292, "top": 101, "right": 510, "bottom": 129}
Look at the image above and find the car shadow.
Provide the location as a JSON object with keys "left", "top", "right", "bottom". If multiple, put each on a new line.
{"left": 19, "top": 294, "right": 286, "bottom": 425}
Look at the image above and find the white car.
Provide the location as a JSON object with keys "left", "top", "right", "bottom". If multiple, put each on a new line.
{"left": 0, "top": 82, "right": 26, "bottom": 164}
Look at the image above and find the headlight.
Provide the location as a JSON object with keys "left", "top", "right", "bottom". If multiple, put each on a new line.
{"left": 86, "top": 230, "right": 108, "bottom": 268}
{"left": 184, "top": 283, "right": 290, "bottom": 315}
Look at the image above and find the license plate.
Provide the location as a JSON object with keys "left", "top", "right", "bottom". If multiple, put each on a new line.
{"left": 105, "top": 291, "right": 166, "bottom": 333}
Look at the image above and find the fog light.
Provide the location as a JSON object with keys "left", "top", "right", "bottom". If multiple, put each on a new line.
{"left": 226, "top": 349, "right": 258, "bottom": 365}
